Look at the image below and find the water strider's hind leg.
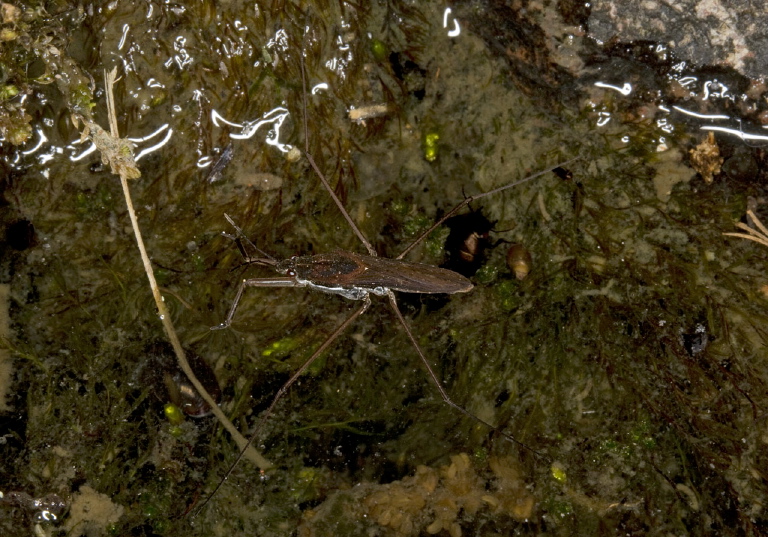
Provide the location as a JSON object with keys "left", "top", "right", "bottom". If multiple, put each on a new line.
{"left": 385, "top": 289, "right": 543, "bottom": 457}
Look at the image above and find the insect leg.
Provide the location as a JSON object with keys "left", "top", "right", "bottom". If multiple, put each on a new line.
{"left": 299, "top": 55, "right": 378, "bottom": 257}
{"left": 212, "top": 277, "right": 305, "bottom": 330}
{"left": 194, "top": 295, "right": 372, "bottom": 515}
{"left": 222, "top": 213, "right": 276, "bottom": 264}
{"left": 385, "top": 290, "right": 543, "bottom": 457}
{"left": 396, "top": 158, "right": 580, "bottom": 261}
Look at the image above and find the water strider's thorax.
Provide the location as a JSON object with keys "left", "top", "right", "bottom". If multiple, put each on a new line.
{"left": 275, "top": 252, "right": 363, "bottom": 283}
{"left": 274, "top": 252, "right": 384, "bottom": 300}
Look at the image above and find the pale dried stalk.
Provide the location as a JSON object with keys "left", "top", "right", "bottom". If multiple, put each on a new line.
{"left": 88, "top": 69, "right": 270, "bottom": 469}
{"left": 723, "top": 210, "right": 768, "bottom": 250}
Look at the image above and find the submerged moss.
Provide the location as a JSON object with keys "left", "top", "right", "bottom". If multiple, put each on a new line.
{"left": 2, "top": 1, "right": 767, "bottom": 536}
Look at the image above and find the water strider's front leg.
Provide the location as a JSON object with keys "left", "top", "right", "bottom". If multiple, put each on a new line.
{"left": 212, "top": 277, "right": 305, "bottom": 330}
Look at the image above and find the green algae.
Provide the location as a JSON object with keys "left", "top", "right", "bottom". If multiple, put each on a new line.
{"left": 0, "top": 1, "right": 767, "bottom": 536}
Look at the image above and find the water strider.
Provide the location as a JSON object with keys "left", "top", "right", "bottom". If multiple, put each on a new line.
{"left": 193, "top": 56, "right": 578, "bottom": 514}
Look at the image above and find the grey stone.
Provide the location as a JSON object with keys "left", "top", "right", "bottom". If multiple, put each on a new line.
{"left": 589, "top": 0, "right": 768, "bottom": 79}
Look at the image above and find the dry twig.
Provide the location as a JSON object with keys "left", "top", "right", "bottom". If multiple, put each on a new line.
{"left": 78, "top": 68, "right": 270, "bottom": 469}
{"left": 723, "top": 209, "right": 768, "bottom": 250}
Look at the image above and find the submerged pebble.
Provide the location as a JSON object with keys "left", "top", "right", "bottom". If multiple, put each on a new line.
{"left": 722, "top": 146, "right": 758, "bottom": 182}
{"left": 141, "top": 341, "right": 221, "bottom": 418}
{"left": 234, "top": 171, "right": 284, "bottom": 191}
{"left": 506, "top": 244, "right": 532, "bottom": 280}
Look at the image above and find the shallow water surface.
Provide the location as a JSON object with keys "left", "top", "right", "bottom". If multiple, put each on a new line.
{"left": 1, "top": 1, "right": 767, "bottom": 536}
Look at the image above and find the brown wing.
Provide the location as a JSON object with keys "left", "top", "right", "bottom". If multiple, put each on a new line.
{"left": 292, "top": 251, "right": 472, "bottom": 294}
{"left": 345, "top": 252, "right": 473, "bottom": 294}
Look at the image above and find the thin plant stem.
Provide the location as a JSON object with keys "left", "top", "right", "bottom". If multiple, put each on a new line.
{"left": 94, "top": 69, "right": 270, "bottom": 469}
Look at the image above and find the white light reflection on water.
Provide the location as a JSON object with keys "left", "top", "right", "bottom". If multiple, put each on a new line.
{"left": 701, "top": 125, "right": 768, "bottom": 142}
{"left": 588, "top": 68, "right": 766, "bottom": 151}
{"left": 443, "top": 7, "right": 461, "bottom": 38}
{"left": 164, "top": 35, "right": 193, "bottom": 70}
{"left": 594, "top": 81, "right": 632, "bottom": 95}
{"left": 21, "top": 129, "right": 48, "bottom": 156}
{"left": 311, "top": 83, "right": 329, "bottom": 95}
{"left": 671, "top": 106, "right": 730, "bottom": 120}
{"left": 211, "top": 106, "right": 293, "bottom": 153}
{"left": 266, "top": 28, "right": 289, "bottom": 53}
{"left": 322, "top": 20, "right": 353, "bottom": 79}
{"left": 117, "top": 24, "right": 130, "bottom": 50}
{"left": 656, "top": 117, "right": 673, "bottom": 134}
{"left": 67, "top": 124, "right": 174, "bottom": 163}
{"left": 197, "top": 155, "right": 213, "bottom": 169}
{"left": 211, "top": 110, "right": 241, "bottom": 129}
{"left": 337, "top": 34, "right": 350, "bottom": 52}
{"left": 132, "top": 125, "right": 174, "bottom": 161}
{"left": 702, "top": 80, "right": 731, "bottom": 101}
{"left": 68, "top": 142, "right": 98, "bottom": 162}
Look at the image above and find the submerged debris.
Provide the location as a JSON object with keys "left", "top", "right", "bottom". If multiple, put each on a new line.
{"left": 139, "top": 341, "right": 222, "bottom": 418}
{"left": 723, "top": 208, "right": 768, "bottom": 249}
{"left": 235, "top": 171, "right": 284, "bottom": 191}
{"left": 442, "top": 211, "right": 495, "bottom": 277}
{"left": 348, "top": 103, "right": 392, "bottom": 123}
{"left": 63, "top": 486, "right": 125, "bottom": 537}
{"left": 688, "top": 131, "right": 723, "bottom": 183}
{"left": 299, "top": 453, "right": 534, "bottom": 536}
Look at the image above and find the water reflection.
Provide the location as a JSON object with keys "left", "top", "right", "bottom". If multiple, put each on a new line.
{"left": 2, "top": 2, "right": 767, "bottom": 536}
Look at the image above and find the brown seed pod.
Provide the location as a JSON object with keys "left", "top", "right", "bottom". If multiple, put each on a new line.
{"left": 507, "top": 244, "right": 532, "bottom": 280}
